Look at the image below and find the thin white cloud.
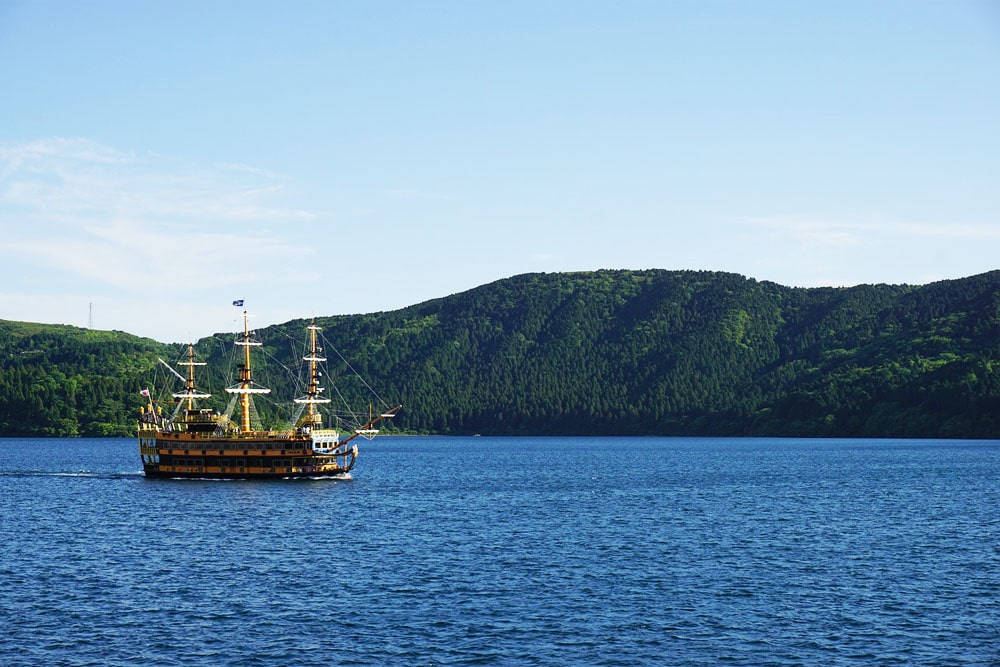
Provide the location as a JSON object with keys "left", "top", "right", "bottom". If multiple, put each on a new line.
{"left": 734, "top": 214, "right": 1000, "bottom": 243}
{"left": 0, "top": 137, "right": 318, "bottom": 293}
{"left": 0, "top": 137, "right": 316, "bottom": 223}
{"left": 874, "top": 220, "right": 1000, "bottom": 240}
{"left": 726, "top": 213, "right": 999, "bottom": 288}
{"left": 0, "top": 136, "right": 134, "bottom": 172}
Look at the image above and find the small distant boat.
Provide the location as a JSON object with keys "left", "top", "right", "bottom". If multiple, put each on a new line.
{"left": 137, "top": 309, "right": 401, "bottom": 479}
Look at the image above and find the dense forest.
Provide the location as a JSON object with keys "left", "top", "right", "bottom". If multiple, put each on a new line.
{"left": 0, "top": 269, "right": 997, "bottom": 438}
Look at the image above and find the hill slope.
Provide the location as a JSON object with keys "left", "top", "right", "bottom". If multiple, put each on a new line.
{"left": 1, "top": 269, "right": 997, "bottom": 437}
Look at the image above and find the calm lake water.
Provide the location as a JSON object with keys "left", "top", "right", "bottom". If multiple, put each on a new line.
{"left": 1, "top": 436, "right": 998, "bottom": 666}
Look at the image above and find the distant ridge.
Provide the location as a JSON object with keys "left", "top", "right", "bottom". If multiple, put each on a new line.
{"left": 1, "top": 269, "right": 997, "bottom": 438}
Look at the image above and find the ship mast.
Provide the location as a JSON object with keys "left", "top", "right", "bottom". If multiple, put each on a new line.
{"left": 294, "top": 319, "right": 331, "bottom": 426}
{"left": 173, "top": 344, "right": 210, "bottom": 410}
{"left": 225, "top": 309, "right": 270, "bottom": 432}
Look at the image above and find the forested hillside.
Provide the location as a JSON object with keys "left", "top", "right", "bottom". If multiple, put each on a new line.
{"left": 1, "top": 269, "right": 997, "bottom": 438}
{"left": 0, "top": 323, "right": 166, "bottom": 436}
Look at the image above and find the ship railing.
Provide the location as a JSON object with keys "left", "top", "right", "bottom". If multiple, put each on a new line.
{"left": 207, "top": 429, "right": 295, "bottom": 440}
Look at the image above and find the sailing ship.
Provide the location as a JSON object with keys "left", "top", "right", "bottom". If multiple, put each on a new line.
{"left": 137, "top": 309, "right": 401, "bottom": 479}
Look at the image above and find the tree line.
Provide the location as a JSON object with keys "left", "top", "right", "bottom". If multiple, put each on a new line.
{"left": 0, "top": 269, "right": 997, "bottom": 438}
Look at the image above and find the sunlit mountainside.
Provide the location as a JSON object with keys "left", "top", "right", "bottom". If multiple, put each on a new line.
{"left": 1, "top": 269, "right": 997, "bottom": 438}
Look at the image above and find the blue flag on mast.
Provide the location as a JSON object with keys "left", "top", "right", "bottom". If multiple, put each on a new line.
{"left": 232, "top": 299, "right": 244, "bottom": 307}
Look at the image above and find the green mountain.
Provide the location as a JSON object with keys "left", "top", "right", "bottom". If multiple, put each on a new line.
{"left": 1, "top": 269, "right": 997, "bottom": 438}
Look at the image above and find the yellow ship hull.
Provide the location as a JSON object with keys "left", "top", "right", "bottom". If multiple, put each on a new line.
{"left": 138, "top": 426, "right": 358, "bottom": 479}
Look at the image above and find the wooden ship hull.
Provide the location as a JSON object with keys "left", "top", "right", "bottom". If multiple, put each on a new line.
{"left": 137, "top": 430, "right": 359, "bottom": 480}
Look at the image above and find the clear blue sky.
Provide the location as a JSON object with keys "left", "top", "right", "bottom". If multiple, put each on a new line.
{"left": 1, "top": 1, "right": 997, "bottom": 343}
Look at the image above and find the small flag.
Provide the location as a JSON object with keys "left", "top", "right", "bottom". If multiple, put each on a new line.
{"left": 232, "top": 299, "right": 244, "bottom": 307}
{"left": 140, "top": 388, "right": 151, "bottom": 397}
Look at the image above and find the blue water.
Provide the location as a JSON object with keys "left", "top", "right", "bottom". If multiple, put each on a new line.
{"left": 1, "top": 437, "right": 997, "bottom": 666}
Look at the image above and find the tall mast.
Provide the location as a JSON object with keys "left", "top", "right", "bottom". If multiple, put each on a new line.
{"left": 225, "top": 309, "right": 270, "bottom": 432}
{"left": 294, "top": 319, "right": 331, "bottom": 426}
{"left": 173, "top": 344, "right": 210, "bottom": 410}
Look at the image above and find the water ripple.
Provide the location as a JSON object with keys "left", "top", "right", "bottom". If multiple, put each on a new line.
{"left": 2, "top": 437, "right": 998, "bottom": 666}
